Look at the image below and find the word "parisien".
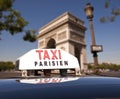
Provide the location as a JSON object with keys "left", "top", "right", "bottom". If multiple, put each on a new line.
{"left": 34, "top": 61, "right": 68, "bottom": 67}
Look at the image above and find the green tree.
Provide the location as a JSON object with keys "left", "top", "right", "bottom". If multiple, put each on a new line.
{"left": 0, "top": 0, "right": 37, "bottom": 42}
{"left": 0, "top": 61, "right": 15, "bottom": 71}
{"left": 23, "top": 29, "right": 37, "bottom": 42}
{"left": 100, "top": 0, "right": 120, "bottom": 23}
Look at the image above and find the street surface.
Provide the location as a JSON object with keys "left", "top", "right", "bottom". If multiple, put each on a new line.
{"left": 0, "top": 70, "right": 120, "bottom": 79}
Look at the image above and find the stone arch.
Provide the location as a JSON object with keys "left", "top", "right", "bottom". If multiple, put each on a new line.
{"left": 38, "top": 12, "right": 87, "bottom": 73}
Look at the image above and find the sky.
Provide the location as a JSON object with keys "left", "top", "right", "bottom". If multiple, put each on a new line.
{"left": 0, "top": 0, "right": 120, "bottom": 64}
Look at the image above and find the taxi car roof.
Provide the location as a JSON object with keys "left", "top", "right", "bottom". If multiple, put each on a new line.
{"left": 0, "top": 76, "right": 120, "bottom": 99}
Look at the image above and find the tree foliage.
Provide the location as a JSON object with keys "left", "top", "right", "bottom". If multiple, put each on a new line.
{"left": 88, "top": 63, "right": 120, "bottom": 71}
{"left": 0, "top": 0, "right": 28, "bottom": 35}
{"left": 100, "top": 0, "right": 120, "bottom": 23}
{"left": 0, "top": 61, "right": 15, "bottom": 71}
{"left": 0, "top": 0, "right": 37, "bottom": 42}
{"left": 23, "top": 29, "right": 37, "bottom": 42}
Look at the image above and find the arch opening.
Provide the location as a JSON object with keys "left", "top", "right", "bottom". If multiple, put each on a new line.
{"left": 47, "top": 38, "right": 56, "bottom": 48}
{"left": 44, "top": 38, "right": 56, "bottom": 76}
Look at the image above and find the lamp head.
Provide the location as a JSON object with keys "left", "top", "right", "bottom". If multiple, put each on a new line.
{"left": 84, "top": 3, "right": 94, "bottom": 19}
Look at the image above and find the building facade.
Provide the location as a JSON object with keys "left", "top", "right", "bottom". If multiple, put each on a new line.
{"left": 38, "top": 12, "right": 87, "bottom": 71}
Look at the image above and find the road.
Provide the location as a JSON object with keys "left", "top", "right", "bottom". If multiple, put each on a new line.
{"left": 0, "top": 71, "right": 21, "bottom": 79}
{"left": 99, "top": 71, "right": 120, "bottom": 77}
{"left": 0, "top": 70, "right": 120, "bottom": 79}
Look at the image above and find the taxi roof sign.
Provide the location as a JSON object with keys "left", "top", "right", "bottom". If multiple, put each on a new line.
{"left": 17, "top": 49, "right": 80, "bottom": 70}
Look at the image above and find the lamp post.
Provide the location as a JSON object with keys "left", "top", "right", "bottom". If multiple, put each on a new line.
{"left": 84, "top": 3, "right": 99, "bottom": 69}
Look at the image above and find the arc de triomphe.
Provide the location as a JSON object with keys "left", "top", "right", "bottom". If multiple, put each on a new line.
{"left": 38, "top": 12, "right": 87, "bottom": 72}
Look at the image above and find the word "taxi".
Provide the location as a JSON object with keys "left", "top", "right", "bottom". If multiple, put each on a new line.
{"left": 36, "top": 49, "right": 62, "bottom": 60}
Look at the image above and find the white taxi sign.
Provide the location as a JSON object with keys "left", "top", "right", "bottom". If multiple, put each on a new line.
{"left": 17, "top": 49, "right": 80, "bottom": 70}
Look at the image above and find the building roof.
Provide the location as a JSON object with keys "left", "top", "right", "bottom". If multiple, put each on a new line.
{"left": 38, "top": 12, "right": 86, "bottom": 37}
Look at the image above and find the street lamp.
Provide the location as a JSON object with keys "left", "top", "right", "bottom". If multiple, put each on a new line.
{"left": 84, "top": 3, "right": 102, "bottom": 69}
